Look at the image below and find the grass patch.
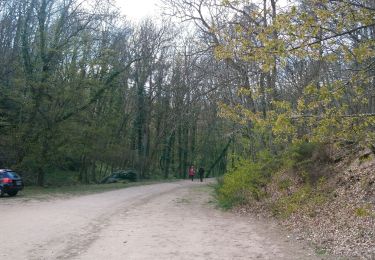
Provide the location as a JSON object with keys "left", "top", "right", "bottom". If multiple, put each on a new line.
{"left": 315, "top": 247, "right": 327, "bottom": 255}
{"left": 45, "top": 169, "right": 78, "bottom": 186}
{"left": 18, "top": 180, "right": 171, "bottom": 200}
{"left": 192, "top": 184, "right": 214, "bottom": 192}
{"left": 355, "top": 205, "right": 374, "bottom": 218}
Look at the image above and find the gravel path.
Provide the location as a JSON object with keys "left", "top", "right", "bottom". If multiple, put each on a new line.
{"left": 0, "top": 180, "right": 319, "bottom": 259}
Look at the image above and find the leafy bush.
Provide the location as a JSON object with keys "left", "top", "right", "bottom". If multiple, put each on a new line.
{"left": 215, "top": 142, "right": 326, "bottom": 210}
{"left": 290, "top": 141, "right": 318, "bottom": 162}
{"left": 284, "top": 142, "right": 330, "bottom": 185}
{"left": 257, "top": 149, "right": 282, "bottom": 177}
{"left": 216, "top": 159, "right": 268, "bottom": 209}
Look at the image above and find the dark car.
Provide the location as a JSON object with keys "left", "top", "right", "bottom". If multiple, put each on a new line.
{"left": 0, "top": 169, "right": 24, "bottom": 197}
{"left": 100, "top": 170, "right": 138, "bottom": 184}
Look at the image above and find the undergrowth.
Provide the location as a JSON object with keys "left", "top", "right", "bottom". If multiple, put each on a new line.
{"left": 216, "top": 141, "right": 330, "bottom": 215}
{"left": 216, "top": 160, "right": 266, "bottom": 209}
{"left": 271, "top": 185, "right": 329, "bottom": 218}
{"left": 216, "top": 150, "right": 281, "bottom": 209}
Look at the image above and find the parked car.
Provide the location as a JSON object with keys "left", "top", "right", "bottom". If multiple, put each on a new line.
{"left": 100, "top": 170, "right": 138, "bottom": 184}
{"left": 0, "top": 169, "right": 24, "bottom": 197}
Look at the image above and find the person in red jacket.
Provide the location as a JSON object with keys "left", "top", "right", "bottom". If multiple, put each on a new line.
{"left": 188, "top": 165, "right": 195, "bottom": 181}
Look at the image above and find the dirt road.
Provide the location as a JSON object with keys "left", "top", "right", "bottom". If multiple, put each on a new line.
{"left": 0, "top": 180, "right": 319, "bottom": 259}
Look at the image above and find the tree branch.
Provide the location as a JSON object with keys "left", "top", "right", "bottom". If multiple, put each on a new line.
{"left": 55, "top": 58, "right": 141, "bottom": 124}
{"left": 291, "top": 113, "right": 375, "bottom": 119}
{"left": 330, "top": 0, "right": 375, "bottom": 11}
{"left": 289, "top": 23, "right": 375, "bottom": 52}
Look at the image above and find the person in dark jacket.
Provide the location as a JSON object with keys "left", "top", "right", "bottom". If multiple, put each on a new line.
{"left": 198, "top": 167, "right": 205, "bottom": 182}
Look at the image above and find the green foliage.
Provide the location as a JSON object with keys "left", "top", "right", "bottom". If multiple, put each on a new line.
{"left": 217, "top": 0, "right": 375, "bottom": 154}
{"left": 216, "top": 158, "right": 272, "bottom": 209}
{"left": 216, "top": 141, "right": 321, "bottom": 209}
{"left": 289, "top": 142, "right": 318, "bottom": 162}
{"left": 283, "top": 142, "right": 331, "bottom": 185}
{"left": 257, "top": 149, "right": 283, "bottom": 177}
{"left": 2, "top": 0, "right": 374, "bottom": 189}
{"left": 216, "top": 140, "right": 329, "bottom": 210}
{"left": 0, "top": 0, "right": 231, "bottom": 186}
{"left": 45, "top": 170, "right": 79, "bottom": 186}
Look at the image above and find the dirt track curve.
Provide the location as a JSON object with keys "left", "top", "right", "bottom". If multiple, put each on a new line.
{"left": 0, "top": 180, "right": 319, "bottom": 260}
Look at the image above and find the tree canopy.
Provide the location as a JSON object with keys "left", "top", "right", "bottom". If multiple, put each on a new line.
{"left": 0, "top": 0, "right": 374, "bottom": 185}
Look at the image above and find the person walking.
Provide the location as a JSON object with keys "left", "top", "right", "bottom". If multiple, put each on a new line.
{"left": 198, "top": 167, "right": 205, "bottom": 182}
{"left": 188, "top": 165, "right": 195, "bottom": 181}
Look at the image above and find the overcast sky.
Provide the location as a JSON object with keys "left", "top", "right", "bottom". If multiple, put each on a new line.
{"left": 115, "top": 0, "right": 163, "bottom": 21}
{"left": 115, "top": 0, "right": 290, "bottom": 22}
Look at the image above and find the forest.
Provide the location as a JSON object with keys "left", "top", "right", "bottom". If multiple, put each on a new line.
{"left": 0, "top": 0, "right": 374, "bottom": 187}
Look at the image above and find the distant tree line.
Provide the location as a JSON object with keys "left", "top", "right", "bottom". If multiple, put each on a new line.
{"left": 0, "top": 0, "right": 230, "bottom": 185}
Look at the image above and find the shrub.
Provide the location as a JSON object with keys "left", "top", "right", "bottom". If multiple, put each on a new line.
{"left": 284, "top": 142, "right": 331, "bottom": 185}
{"left": 290, "top": 141, "right": 318, "bottom": 163}
{"left": 216, "top": 159, "right": 267, "bottom": 208}
{"left": 258, "top": 149, "right": 282, "bottom": 177}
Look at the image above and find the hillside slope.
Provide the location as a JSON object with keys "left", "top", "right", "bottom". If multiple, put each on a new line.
{"left": 236, "top": 146, "right": 375, "bottom": 259}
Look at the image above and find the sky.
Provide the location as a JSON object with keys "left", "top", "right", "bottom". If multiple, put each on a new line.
{"left": 115, "top": 0, "right": 163, "bottom": 22}
{"left": 115, "top": 0, "right": 290, "bottom": 22}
